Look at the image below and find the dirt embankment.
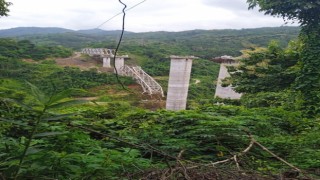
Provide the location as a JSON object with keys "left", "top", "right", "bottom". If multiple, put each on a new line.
{"left": 54, "top": 52, "right": 113, "bottom": 72}
{"left": 55, "top": 52, "right": 98, "bottom": 69}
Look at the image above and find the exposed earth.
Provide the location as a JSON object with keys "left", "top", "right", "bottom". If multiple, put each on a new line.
{"left": 52, "top": 53, "right": 166, "bottom": 109}
{"left": 54, "top": 52, "right": 113, "bottom": 73}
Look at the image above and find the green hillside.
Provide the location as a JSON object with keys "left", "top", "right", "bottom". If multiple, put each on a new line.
{"left": 1, "top": 26, "right": 320, "bottom": 179}
{"left": 1, "top": 26, "right": 299, "bottom": 57}
{"left": 0, "top": 27, "right": 73, "bottom": 37}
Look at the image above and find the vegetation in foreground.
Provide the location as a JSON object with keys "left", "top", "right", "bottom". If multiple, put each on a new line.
{"left": 0, "top": 8, "right": 320, "bottom": 179}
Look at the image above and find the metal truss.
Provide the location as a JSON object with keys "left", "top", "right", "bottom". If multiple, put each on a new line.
{"left": 121, "top": 65, "right": 164, "bottom": 97}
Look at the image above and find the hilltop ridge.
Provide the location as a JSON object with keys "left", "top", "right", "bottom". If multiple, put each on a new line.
{"left": 0, "top": 27, "right": 134, "bottom": 37}
{"left": 0, "top": 26, "right": 300, "bottom": 58}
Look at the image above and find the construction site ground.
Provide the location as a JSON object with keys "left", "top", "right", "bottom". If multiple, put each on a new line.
{"left": 53, "top": 53, "right": 165, "bottom": 109}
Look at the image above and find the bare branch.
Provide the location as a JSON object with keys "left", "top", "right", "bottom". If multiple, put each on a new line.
{"left": 253, "top": 140, "right": 314, "bottom": 180}
{"left": 233, "top": 155, "right": 241, "bottom": 171}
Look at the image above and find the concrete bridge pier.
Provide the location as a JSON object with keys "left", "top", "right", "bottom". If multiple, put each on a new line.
{"left": 166, "top": 56, "right": 197, "bottom": 111}
{"left": 114, "top": 55, "right": 129, "bottom": 75}
{"left": 103, "top": 57, "right": 111, "bottom": 68}
{"left": 212, "top": 55, "right": 242, "bottom": 99}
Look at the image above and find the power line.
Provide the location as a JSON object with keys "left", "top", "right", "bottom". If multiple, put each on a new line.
{"left": 112, "top": 0, "right": 127, "bottom": 90}
{"left": 100, "top": 0, "right": 146, "bottom": 93}
{"left": 97, "top": 0, "right": 147, "bottom": 29}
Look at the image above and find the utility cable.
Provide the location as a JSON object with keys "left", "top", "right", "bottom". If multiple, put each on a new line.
{"left": 101, "top": 0, "right": 147, "bottom": 94}
{"left": 112, "top": 0, "right": 127, "bottom": 90}
{"left": 97, "top": 0, "right": 147, "bottom": 29}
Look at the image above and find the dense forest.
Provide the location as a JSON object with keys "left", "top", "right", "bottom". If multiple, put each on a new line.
{"left": 0, "top": 20, "right": 319, "bottom": 180}
{"left": 0, "top": 26, "right": 299, "bottom": 57}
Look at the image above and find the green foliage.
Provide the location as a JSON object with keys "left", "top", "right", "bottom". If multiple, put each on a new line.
{"left": 0, "top": 38, "right": 72, "bottom": 60}
{"left": 0, "top": 0, "right": 11, "bottom": 17}
{"left": 246, "top": 0, "right": 320, "bottom": 116}
{"left": 188, "top": 59, "right": 220, "bottom": 102}
{"left": 85, "top": 27, "right": 299, "bottom": 78}
{"left": 295, "top": 25, "right": 320, "bottom": 116}
{"left": 0, "top": 56, "right": 134, "bottom": 95}
{"left": 240, "top": 91, "right": 302, "bottom": 110}
{"left": 0, "top": 89, "right": 152, "bottom": 179}
{"left": 228, "top": 40, "right": 301, "bottom": 93}
{"left": 32, "top": 67, "right": 134, "bottom": 94}
{"left": 247, "top": 0, "right": 320, "bottom": 26}
{"left": 89, "top": 104, "right": 319, "bottom": 174}
{"left": 0, "top": 83, "right": 88, "bottom": 179}
{"left": 16, "top": 27, "right": 299, "bottom": 58}
{"left": 1, "top": 83, "right": 320, "bottom": 178}
{"left": 1, "top": 17, "right": 319, "bottom": 178}
{"left": 0, "top": 79, "right": 27, "bottom": 101}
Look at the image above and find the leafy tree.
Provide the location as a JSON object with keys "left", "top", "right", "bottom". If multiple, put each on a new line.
{"left": 227, "top": 40, "right": 301, "bottom": 93}
{"left": 9, "top": 83, "right": 86, "bottom": 179}
{"left": 0, "top": 85, "right": 150, "bottom": 179}
{"left": 247, "top": 0, "right": 320, "bottom": 26}
{"left": 0, "top": 0, "right": 11, "bottom": 17}
{"left": 0, "top": 38, "right": 73, "bottom": 60}
{"left": 247, "top": 0, "right": 320, "bottom": 116}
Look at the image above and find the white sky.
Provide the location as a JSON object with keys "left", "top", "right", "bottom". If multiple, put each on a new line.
{"left": 0, "top": 0, "right": 297, "bottom": 32}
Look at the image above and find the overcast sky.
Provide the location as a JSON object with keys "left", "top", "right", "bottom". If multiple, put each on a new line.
{"left": 0, "top": 0, "right": 297, "bottom": 32}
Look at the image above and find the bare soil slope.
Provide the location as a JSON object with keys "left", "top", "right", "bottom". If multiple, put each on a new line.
{"left": 55, "top": 52, "right": 112, "bottom": 72}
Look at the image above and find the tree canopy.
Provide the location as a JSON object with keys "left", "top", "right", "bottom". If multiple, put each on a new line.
{"left": 247, "top": 0, "right": 320, "bottom": 26}
{"left": 0, "top": 0, "right": 11, "bottom": 17}
{"left": 227, "top": 40, "right": 301, "bottom": 94}
{"left": 247, "top": 0, "right": 320, "bottom": 116}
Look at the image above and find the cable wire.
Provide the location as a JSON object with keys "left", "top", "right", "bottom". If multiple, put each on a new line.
{"left": 112, "top": 0, "right": 127, "bottom": 90}
{"left": 100, "top": 0, "right": 147, "bottom": 93}
{"left": 97, "top": 0, "right": 147, "bottom": 29}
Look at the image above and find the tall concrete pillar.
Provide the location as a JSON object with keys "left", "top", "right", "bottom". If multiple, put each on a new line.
{"left": 114, "top": 57, "right": 124, "bottom": 74}
{"left": 214, "top": 63, "right": 242, "bottom": 99}
{"left": 114, "top": 55, "right": 129, "bottom": 74}
{"left": 212, "top": 56, "right": 242, "bottom": 99}
{"left": 103, "top": 57, "right": 111, "bottom": 68}
{"left": 166, "top": 56, "right": 197, "bottom": 111}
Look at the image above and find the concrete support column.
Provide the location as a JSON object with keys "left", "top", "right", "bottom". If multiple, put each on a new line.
{"left": 114, "top": 57, "right": 125, "bottom": 74}
{"left": 103, "top": 57, "right": 111, "bottom": 68}
{"left": 214, "top": 63, "right": 242, "bottom": 99}
{"left": 166, "top": 56, "right": 197, "bottom": 111}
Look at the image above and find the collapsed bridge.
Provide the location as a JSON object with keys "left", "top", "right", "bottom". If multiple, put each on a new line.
{"left": 81, "top": 48, "right": 164, "bottom": 97}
